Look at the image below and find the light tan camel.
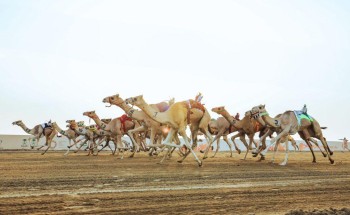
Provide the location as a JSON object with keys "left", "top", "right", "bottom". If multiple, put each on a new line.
{"left": 83, "top": 111, "right": 137, "bottom": 159}
{"left": 211, "top": 106, "right": 265, "bottom": 160}
{"left": 204, "top": 117, "right": 242, "bottom": 158}
{"left": 125, "top": 95, "right": 213, "bottom": 166}
{"left": 102, "top": 94, "right": 175, "bottom": 156}
{"left": 12, "top": 120, "right": 58, "bottom": 155}
{"left": 250, "top": 105, "right": 334, "bottom": 165}
{"left": 252, "top": 113, "right": 326, "bottom": 163}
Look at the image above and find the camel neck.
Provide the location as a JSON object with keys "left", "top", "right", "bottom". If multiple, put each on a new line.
{"left": 136, "top": 100, "right": 167, "bottom": 125}
{"left": 118, "top": 102, "right": 136, "bottom": 117}
{"left": 262, "top": 115, "right": 279, "bottom": 128}
{"left": 19, "top": 123, "right": 32, "bottom": 134}
{"left": 219, "top": 110, "right": 238, "bottom": 127}
{"left": 53, "top": 123, "right": 66, "bottom": 135}
{"left": 91, "top": 115, "right": 108, "bottom": 130}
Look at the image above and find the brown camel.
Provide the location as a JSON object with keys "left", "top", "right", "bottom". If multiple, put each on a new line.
{"left": 102, "top": 94, "right": 175, "bottom": 156}
{"left": 125, "top": 95, "right": 213, "bottom": 166}
{"left": 51, "top": 121, "right": 83, "bottom": 156}
{"left": 211, "top": 106, "right": 267, "bottom": 160}
{"left": 250, "top": 105, "right": 334, "bottom": 165}
{"left": 71, "top": 123, "right": 101, "bottom": 155}
{"left": 12, "top": 120, "right": 58, "bottom": 155}
{"left": 204, "top": 117, "right": 242, "bottom": 158}
{"left": 83, "top": 111, "right": 138, "bottom": 159}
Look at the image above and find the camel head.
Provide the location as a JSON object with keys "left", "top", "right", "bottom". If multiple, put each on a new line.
{"left": 66, "top": 119, "right": 76, "bottom": 124}
{"left": 101, "top": 118, "right": 112, "bottom": 123}
{"left": 125, "top": 95, "right": 144, "bottom": 106}
{"left": 211, "top": 106, "right": 225, "bottom": 114}
{"left": 102, "top": 94, "right": 122, "bottom": 107}
{"left": 12, "top": 120, "right": 23, "bottom": 126}
{"left": 250, "top": 104, "right": 267, "bottom": 118}
{"left": 250, "top": 104, "right": 267, "bottom": 126}
{"left": 83, "top": 111, "right": 97, "bottom": 119}
{"left": 77, "top": 121, "right": 85, "bottom": 127}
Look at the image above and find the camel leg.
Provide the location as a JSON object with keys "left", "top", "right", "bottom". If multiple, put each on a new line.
{"left": 74, "top": 139, "right": 88, "bottom": 153}
{"left": 41, "top": 138, "right": 52, "bottom": 155}
{"left": 178, "top": 127, "right": 198, "bottom": 162}
{"left": 228, "top": 135, "right": 241, "bottom": 154}
{"left": 316, "top": 135, "right": 334, "bottom": 164}
{"left": 127, "top": 125, "right": 147, "bottom": 151}
{"left": 270, "top": 141, "right": 279, "bottom": 163}
{"left": 116, "top": 135, "right": 125, "bottom": 159}
{"left": 280, "top": 139, "right": 289, "bottom": 166}
{"left": 177, "top": 128, "right": 202, "bottom": 166}
{"left": 203, "top": 130, "right": 223, "bottom": 159}
{"left": 212, "top": 138, "right": 220, "bottom": 158}
{"left": 64, "top": 138, "right": 81, "bottom": 156}
{"left": 222, "top": 135, "right": 233, "bottom": 157}
{"left": 231, "top": 132, "right": 246, "bottom": 153}
{"left": 243, "top": 135, "right": 254, "bottom": 160}
{"left": 158, "top": 146, "right": 172, "bottom": 164}
{"left": 253, "top": 129, "right": 272, "bottom": 157}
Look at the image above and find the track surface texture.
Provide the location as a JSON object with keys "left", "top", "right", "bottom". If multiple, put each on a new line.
{"left": 0, "top": 151, "right": 349, "bottom": 215}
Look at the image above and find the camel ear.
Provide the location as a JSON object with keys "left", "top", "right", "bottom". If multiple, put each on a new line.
{"left": 263, "top": 104, "right": 265, "bottom": 108}
{"left": 92, "top": 110, "right": 95, "bottom": 113}
{"left": 116, "top": 94, "right": 119, "bottom": 97}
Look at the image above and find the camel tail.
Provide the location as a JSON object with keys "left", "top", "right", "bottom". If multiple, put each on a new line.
{"left": 321, "top": 127, "right": 327, "bottom": 129}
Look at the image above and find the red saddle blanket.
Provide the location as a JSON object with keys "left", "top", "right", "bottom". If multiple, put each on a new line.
{"left": 119, "top": 114, "right": 133, "bottom": 132}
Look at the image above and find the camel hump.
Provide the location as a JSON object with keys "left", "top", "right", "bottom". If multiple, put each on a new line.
{"left": 189, "top": 100, "right": 205, "bottom": 112}
{"left": 155, "top": 102, "right": 170, "bottom": 112}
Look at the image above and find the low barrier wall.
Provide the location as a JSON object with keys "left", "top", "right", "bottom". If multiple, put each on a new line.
{"left": 0, "top": 134, "right": 345, "bottom": 151}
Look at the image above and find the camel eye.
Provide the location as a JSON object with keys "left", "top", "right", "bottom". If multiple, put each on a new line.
{"left": 111, "top": 97, "right": 114, "bottom": 100}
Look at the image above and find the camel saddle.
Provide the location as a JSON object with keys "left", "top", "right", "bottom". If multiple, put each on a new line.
{"left": 185, "top": 100, "right": 206, "bottom": 124}
{"left": 119, "top": 114, "right": 133, "bottom": 133}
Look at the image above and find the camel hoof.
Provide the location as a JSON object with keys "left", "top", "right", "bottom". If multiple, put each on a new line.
{"left": 237, "top": 150, "right": 241, "bottom": 154}
{"left": 252, "top": 153, "right": 258, "bottom": 158}
{"left": 330, "top": 159, "right": 335, "bottom": 164}
{"left": 260, "top": 156, "right": 265, "bottom": 161}
{"left": 67, "top": 146, "right": 71, "bottom": 149}
{"left": 41, "top": 153, "right": 45, "bottom": 155}
{"left": 199, "top": 150, "right": 205, "bottom": 154}
{"left": 330, "top": 151, "right": 334, "bottom": 155}
{"left": 322, "top": 153, "right": 327, "bottom": 158}
{"left": 129, "top": 155, "right": 134, "bottom": 158}
{"left": 177, "top": 160, "right": 183, "bottom": 163}
{"left": 279, "top": 162, "right": 287, "bottom": 166}
{"left": 202, "top": 156, "right": 208, "bottom": 160}
{"left": 198, "top": 161, "right": 203, "bottom": 167}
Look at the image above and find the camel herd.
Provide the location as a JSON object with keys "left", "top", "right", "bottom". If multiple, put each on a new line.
{"left": 12, "top": 93, "right": 334, "bottom": 166}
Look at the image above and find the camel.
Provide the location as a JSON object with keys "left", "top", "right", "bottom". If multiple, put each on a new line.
{"left": 252, "top": 113, "right": 326, "bottom": 164}
{"left": 83, "top": 111, "right": 138, "bottom": 159}
{"left": 204, "top": 117, "right": 242, "bottom": 158}
{"left": 71, "top": 124, "right": 100, "bottom": 155}
{"left": 102, "top": 94, "right": 175, "bottom": 155}
{"left": 12, "top": 120, "right": 58, "bottom": 155}
{"left": 51, "top": 121, "right": 83, "bottom": 156}
{"left": 211, "top": 106, "right": 265, "bottom": 160}
{"left": 250, "top": 105, "right": 334, "bottom": 165}
{"left": 125, "top": 95, "right": 213, "bottom": 166}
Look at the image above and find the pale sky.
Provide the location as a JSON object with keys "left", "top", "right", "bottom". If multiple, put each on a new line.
{"left": 1, "top": 0, "right": 349, "bottom": 140}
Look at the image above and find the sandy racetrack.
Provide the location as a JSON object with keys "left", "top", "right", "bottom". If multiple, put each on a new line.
{"left": 0, "top": 150, "right": 349, "bottom": 214}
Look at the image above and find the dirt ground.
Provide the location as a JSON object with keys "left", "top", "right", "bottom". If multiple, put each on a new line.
{"left": 0, "top": 150, "right": 349, "bottom": 215}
